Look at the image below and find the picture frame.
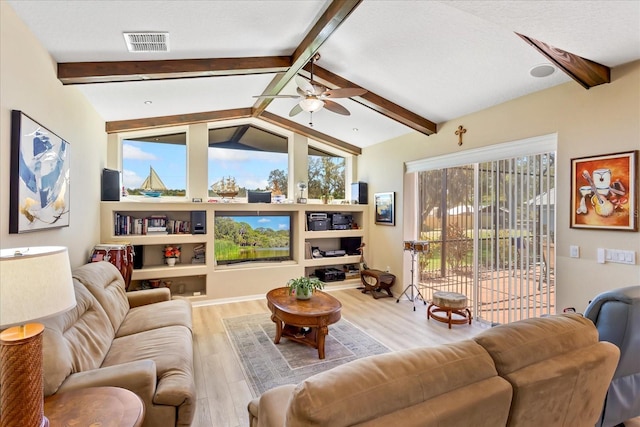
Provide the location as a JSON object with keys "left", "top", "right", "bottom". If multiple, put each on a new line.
{"left": 570, "top": 150, "right": 637, "bottom": 231}
{"left": 374, "top": 192, "right": 395, "bottom": 226}
{"left": 10, "top": 110, "right": 71, "bottom": 233}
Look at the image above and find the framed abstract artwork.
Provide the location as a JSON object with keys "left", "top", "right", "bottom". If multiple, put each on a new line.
{"left": 374, "top": 192, "right": 395, "bottom": 226}
{"left": 570, "top": 150, "right": 637, "bottom": 231}
{"left": 10, "top": 110, "right": 70, "bottom": 233}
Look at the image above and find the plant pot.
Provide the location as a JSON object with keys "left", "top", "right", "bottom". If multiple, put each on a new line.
{"left": 166, "top": 258, "right": 176, "bottom": 267}
{"left": 295, "top": 285, "right": 312, "bottom": 300}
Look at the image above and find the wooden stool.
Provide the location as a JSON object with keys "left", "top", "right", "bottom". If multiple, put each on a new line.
{"left": 427, "top": 291, "right": 472, "bottom": 328}
{"left": 359, "top": 269, "right": 395, "bottom": 299}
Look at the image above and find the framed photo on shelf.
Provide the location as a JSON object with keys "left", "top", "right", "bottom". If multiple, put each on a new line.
{"left": 9, "top": 110, "right": 71, "bottom": 233}
{"left": 570, "top": 150, "right": 637, "bottom": 231}
{"left": 374, "top": 192, "right": 395, "bottom": 226}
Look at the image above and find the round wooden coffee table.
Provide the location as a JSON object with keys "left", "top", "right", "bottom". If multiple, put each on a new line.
{"left": 266, "top": 287, "right": 342, "bottom": 359}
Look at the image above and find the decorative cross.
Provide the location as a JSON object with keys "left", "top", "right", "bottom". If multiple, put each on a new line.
{"left": 455, "top": 125, "right": 467, "bottom": 146}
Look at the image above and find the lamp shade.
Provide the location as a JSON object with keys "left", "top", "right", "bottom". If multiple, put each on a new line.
{"left": 0, "top": 246, "right": 76, "bottom": 328}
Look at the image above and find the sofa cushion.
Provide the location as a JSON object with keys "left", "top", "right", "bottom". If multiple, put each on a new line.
{"left": 285, "top": 339, "right": 509, "bottom": 426}
{"left": 115, "top": 299, "right": 193, "bottom": 338}
{"left": 474, "top": 314, "right": 619, "bottom": 426}
{"left": 72, "top": 261, "right": 129, "bottom": 332}
{"left": 102, "top": 325, "right": 195, "bottom": 408}
{"left": 473, "top": 314, "right": 599, "bottom": 376}
{"left": 42, "top": 279, "right": 114, "bottom": 396}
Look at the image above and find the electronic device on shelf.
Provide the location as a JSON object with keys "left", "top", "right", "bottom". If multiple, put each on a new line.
{"left": 331, "top": 213, "right": 352, "bottom": 230}
{"left": 315, "top": 267, "right": 345, "bottom": 282}
{"left": 320, "top": 249, "right": 346, "bottom": 257}
{"left": 308, "top": 212, "right": 329, "bottom": 231}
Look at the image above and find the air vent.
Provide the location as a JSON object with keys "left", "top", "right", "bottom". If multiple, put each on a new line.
{"left": 123, "top": 32, "right": 169, "bottom": 52}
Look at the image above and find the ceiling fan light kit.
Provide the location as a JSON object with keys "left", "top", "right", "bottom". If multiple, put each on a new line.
{"left": 300, "top": 97, "right": 324, "bottom": 112}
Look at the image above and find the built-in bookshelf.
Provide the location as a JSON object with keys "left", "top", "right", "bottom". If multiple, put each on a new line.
{"left": 100, "top": 202, "right": 368, "bottom": 302}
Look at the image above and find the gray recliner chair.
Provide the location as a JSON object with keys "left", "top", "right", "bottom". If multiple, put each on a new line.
{"left": 584, "top": 285, "right": 640, "bottom": 427}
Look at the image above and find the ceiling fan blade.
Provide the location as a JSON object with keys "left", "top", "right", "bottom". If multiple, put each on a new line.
{"left": 289, "top": 103, "right": 303, "bottom": 117}
{"left": 323, "top": 99, "right": 350, "bottom": 116}
{"left": 322, "top": 87, "right": 367, "bottom": 98}
{"left": 295, "top": 75, "right": 315, "bottom": 94}
{"left": 253, "top": 94, "right": 299, "bottom": 98}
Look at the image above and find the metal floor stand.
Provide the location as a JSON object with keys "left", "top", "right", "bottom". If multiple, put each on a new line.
{"left": 396, "top": 247, "right": 427, "bottom": 311}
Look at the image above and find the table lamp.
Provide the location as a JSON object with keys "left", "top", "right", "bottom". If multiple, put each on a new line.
{"left": 0, "top": 246, "right": 76, "bottom": 427}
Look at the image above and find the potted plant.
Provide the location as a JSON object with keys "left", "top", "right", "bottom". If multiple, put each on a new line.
{"left": 163, "top": 245, "right": 181, "bottom": 266}
{"left": 286, "top": 276, "right": 324, "bottom": 300}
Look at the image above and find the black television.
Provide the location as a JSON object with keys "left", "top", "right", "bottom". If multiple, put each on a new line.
{"left": 214, "top": 212, "right": 292, "bottom": 265}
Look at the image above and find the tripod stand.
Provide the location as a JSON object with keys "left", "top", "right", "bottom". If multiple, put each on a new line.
{"left": 396, "top": 241, "right": 428, "bottom": 311}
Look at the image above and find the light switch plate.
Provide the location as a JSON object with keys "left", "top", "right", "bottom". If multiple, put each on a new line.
{"left": 597, "top": 248, "right": 606, "bottom": 264}
{"left": 569, "top": 245, "right": 579, "bottom": 258}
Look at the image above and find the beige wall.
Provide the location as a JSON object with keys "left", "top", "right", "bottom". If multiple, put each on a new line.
{"left": 0, "top": 2, "right": 106, "bottom": 267}
{"left": 360, "top": 61, "right": 640, "bottom": 313}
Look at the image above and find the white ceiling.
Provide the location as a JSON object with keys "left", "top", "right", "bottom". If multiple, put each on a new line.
{"left": 7, "top": 0, "right": 640, "bottom": 149}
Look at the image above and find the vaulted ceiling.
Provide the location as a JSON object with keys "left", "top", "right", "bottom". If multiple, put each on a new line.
{"left": 7, "top": 1, "right": 640, "bottom": 154}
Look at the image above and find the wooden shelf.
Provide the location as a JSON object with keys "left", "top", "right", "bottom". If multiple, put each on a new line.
{"left": 303, "top": 255, "right": 361, "bottom": 267}
{"left": 304, "top": 229, "right": 364, "bottom": 239}
{"left": 131, "top": 264, "right": 207, "bottom": 281}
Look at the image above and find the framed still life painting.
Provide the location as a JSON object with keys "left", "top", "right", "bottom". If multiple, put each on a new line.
{"left": 374, "top": 192, "right": 395, "bottom": 226}
{"left": 570, "top": 150, "right": 637, "bottom": 231}
{"left": 9, "top": 110, "right": 71, "bottom": 233}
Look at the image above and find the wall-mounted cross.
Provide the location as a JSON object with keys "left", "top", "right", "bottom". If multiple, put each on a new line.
{"left": 455, "top": 125, "right": 467, "bottom": 146}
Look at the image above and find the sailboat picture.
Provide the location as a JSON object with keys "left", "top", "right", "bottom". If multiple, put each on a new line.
{"left": 140, "top": 166, "right": 168, "bottom": 197}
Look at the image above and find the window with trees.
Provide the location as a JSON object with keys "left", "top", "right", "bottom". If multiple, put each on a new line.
{"left": 122, "top": 132, "right": 187, "bottom": 197}
{"left": 308, "top": 148, "right": 345, "bottom": 201}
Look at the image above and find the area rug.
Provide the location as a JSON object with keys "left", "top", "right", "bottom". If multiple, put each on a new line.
{"left": 223, "top": 313, "right": 390, "bottom": 397}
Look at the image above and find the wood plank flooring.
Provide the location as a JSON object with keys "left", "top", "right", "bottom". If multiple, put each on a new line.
{"left": 190, "top": 287, "right": 485, "bottom": 427}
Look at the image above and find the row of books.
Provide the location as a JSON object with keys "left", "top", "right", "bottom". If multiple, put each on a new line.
{"left": 114, "top": 214, "right": 191, "bottom": 236}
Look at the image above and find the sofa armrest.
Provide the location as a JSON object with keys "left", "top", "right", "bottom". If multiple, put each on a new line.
{"left": 127, "top": 288, "right": 171, "bottom": 307}
{"left": 56, "top": 360, "right": 156, "bottom": 403}
{"left": 249, "top": 384, "right": 296, "bottom": 427}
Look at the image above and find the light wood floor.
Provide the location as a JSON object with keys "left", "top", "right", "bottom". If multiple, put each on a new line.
{"left": 191, "top": 287, "right": 485, "bottom": 427}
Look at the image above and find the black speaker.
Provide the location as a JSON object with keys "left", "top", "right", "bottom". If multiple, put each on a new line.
{"left": 191, "top": 210, "right": 206, "bottom": 234}
{"left": 341, "top": 237, "right": 362, "bottom": 255}
{"left": 101, "top": 168, "right": 120, "bottom": 201}
{"left": 351, "top": 182, "right": 368, "bottom": 204}
{"left": 133, "top": 245, "right": 144, "bottom": 269}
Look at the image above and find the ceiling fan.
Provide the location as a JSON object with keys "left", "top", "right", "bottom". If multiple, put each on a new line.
{"left": 253, "top": 53, "right": 366, "bottom": 126}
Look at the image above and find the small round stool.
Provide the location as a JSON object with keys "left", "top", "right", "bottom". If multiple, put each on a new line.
{"left": 427, "top": 291, "right": 472, "bottom": 329}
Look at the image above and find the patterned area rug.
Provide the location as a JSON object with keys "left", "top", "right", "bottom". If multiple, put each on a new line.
{"left": 223, "top": 313, "right": 390, "bottom": 397}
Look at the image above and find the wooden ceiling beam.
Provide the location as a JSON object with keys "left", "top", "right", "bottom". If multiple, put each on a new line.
{"left": 258, "top": 111, "right": 361, "bottom": 155}
{"left": 105, "top": 108, "right": 252, "bottom": 133}
{"left": 305, "top": 64, "right": 437, "bottom": 135}
{"left": 252, "top": 0, "right": 362, "bottom": 116}
{"left": 516, "top": 33, "right": 610, "bottom": 89}
{"left": 58, "top": 57, "right": 291, "bottom": 84}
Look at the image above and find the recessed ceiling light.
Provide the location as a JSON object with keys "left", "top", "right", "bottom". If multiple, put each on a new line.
{"left": 529, "top": 63, "right": 556, "bottom": 78}
{"left": 144, "top": 100, "right": 152, "bottom": 105}
{"left": 352, "top": 128, "right": 359, "bottom": 132}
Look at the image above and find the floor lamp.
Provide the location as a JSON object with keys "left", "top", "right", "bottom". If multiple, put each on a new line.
{"left": 0, "top": 247, "right": 76, "bottom": 427}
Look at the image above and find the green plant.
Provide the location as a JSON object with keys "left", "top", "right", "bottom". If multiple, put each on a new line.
{"left": 286, "top": 276, "right": 324, "bottom": 298}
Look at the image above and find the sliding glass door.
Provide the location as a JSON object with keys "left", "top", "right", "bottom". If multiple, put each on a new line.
{"left": 413, "top": 146, "right": 555, "bottom": 325}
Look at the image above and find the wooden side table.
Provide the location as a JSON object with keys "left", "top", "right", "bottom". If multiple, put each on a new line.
{"left": 45, "top": 386, "right": 144, "bottom": 427}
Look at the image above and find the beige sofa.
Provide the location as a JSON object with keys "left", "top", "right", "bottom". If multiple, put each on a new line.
{"left": 42, "top": 261, "right": 195, "bottom": 427}
{"left": 248, "top": 314, "right": 619, "bottom": 427}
